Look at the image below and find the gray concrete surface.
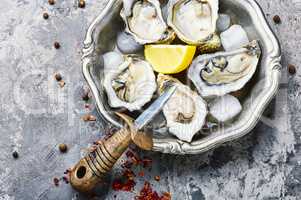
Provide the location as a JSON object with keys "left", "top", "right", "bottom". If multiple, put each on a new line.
{"left": 0, "top": 0, "right": 300, "bottom": 199}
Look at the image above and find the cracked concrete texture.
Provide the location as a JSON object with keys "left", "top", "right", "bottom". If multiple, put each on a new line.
{"left": 0, "top": 0, "right": 300, "bottom": 199}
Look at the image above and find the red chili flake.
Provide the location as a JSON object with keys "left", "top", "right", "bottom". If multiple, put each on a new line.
{"left": 138, "top": 171, "right": 145, "bottom": 177}
{"left": 142, "top": 157, "right": 152, "bottom": 168}
{"left": 84, "top": 104, "right": 90, "bottom": 109}
{"left": 112, "top": 179, "right": 136, "bottom": 192}
{"left": 82, "top": 114, "right": 96, "bottom": 121}
{"left": 125, "top": 150, "right": 141, "bottom": 165}
{"left": 135, "top": 181, "right": 171, "bottom": 200}
{"left": 154, "top": 175, "right": 160, "bottom": 182}
{"left": 161, "top": 192, "right": 171, "bottom": 200}
{"left": 125, "top": 150, "right": 135, "bottom": 158}
{"left": 112, "top": 180, "right": 123, "bottom": 190}
{"left": 53, "top": 177, "right": 59, "bottom": 186}
{"left": 123, "top": 169, "right": 136, "bottom": 179}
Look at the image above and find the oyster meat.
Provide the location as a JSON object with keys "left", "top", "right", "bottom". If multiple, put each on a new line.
{"left": 188, "top": 40, "right": 261, "bottom": 97}
{"left": 167, "top": 0, "right": 219, "bottom": 46}
{"left": 157, "top": 74, "right": 207, "bottom": 142}
{"left": 103, "top": 56, "right": 157, "bottom": 111}
{"left": 121, "top": 0, "right": 175, "bottom": 44}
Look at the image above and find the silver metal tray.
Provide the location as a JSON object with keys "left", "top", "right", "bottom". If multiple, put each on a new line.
{"left": 82, "top": 0, "right": 281, "bottom": 154}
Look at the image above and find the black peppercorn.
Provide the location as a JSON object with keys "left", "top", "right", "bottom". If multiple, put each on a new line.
{"left": 48, "top": 0, "right": 55, "bottom": 5}
{"left": 79, "top": 0, "right": 85, "bottom": 8}
{"left": 288, "top": 64, "right": 296, "bottom": 75}
{"left": 54, "top": 42, "right": 60, "bottom": 49}
{"left": 53, "top": 177, "right": 59, "bottom": 186}
{"left": 12, "top": 151, "right": 19, "bottom": 159}
{"left": 43, "top": 13, "right": 49, "bottom": 20}
{"left": 273, "top": 15, "right": 281, "bottom": 24}
{"left": 59, "top": 143, "right": 68, "bottom": 153}
{"left": 54, "top": 73, "right": 62, "bottom": 81}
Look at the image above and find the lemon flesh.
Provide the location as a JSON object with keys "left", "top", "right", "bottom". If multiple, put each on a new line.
{"left": 144, "top": 45, "right": 196, "bottom": 74}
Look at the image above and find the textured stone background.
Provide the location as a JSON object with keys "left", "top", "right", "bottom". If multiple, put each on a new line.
{"left": 0, "top": 0, "right": 300, "bottom": 199}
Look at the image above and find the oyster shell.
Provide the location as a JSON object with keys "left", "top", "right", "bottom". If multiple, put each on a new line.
{"left": 167, "top": 0, "right": 219, "bottom": 46}
{"left": 157, "top": 74, "right": 207, "bottom": 143}
{"left": 188, "top": 40, "right": 261, "bottom": 97}
{"left": 103, "top": 56, "right": 157, "bottom": 111}
{"left": 121, "top": 0, "right": 175, "bottom": 44}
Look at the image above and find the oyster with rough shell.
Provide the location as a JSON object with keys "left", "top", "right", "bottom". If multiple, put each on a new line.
{"left": 121, "top": 0, "right": 175, "bottom": 44}
{"left": 188, "top": 40, "right": 261, "bottom": 97}
{"left": 157, "top": 74, "right": 207, "bottom": 143}
{"left": 103, "top": 56, "right": 157, "bottom": 111}
{"left": 167, "top": 0, "right": 220, "bottom": 48}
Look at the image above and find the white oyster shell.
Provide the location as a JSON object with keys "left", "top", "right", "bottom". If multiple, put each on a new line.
{"left": 121, "top": 0, "right": 175, "bottom": 44}
{"left": 103, "top": 56, "right": 157, "bottom": 111}
{"left": 157, "top": 74, "right": 207, "bottom": 143}
{"left": 167, "top": 0, "right": 219, "bottom": 45}
{"left": 209, "top": 94, "right": 242, "bottom": 122}
{"left": 188, "top": 40, "right": 261, "bottom": 97}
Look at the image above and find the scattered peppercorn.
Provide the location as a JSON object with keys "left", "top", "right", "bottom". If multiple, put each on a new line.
{"left": 48, "top": 0, "right": 55, "bottom": 5}
{"left": 59, "top": 143, "right": 68, "bottom": 153}
{"left": 288, "top": 64, "right": 296, "bottom": 75}
{"left": 54, "top": 41, "right": 60, "bottom": 49}
{"left": 53, "top": 177, "right": 59, "bottom": 186}
{"left": 82, "top": 92, "right": 90, "bottom": 101}
{"left": 82, "top": 114, "right": 96, "bottom": 121}
{"left": 273, "top": 15, "right": 281, "bottom": 24}
{"left": 59, "top": 80, "right": 65, "bottom": 88}
{"left": 154, "top": 175, "right": 160, "bottom": 181}
{"left": 12, "top": 151, "right": 19, "bottom": 159}
{"left": 54, "top": 73, "right": 62, "bottom": 81}
{"left": 78, "top": 0, "right": 86, "bottom": 8}
{"left": 43, "top": 12, "right": 49, "bottom": 20}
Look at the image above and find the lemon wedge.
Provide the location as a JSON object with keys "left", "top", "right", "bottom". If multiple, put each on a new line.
{"left": 144, "top": 45, "right": 196, "bottom": 74}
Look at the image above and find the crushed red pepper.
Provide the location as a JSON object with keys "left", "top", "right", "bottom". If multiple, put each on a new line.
{"left": 135, "top": 181, "right": 171, "bottom": 200}
{"left": 138, "top": 171, "right": 145, "bottom": 177}
{"left": 111, "top": 150, "right": 171, "bottom": 199}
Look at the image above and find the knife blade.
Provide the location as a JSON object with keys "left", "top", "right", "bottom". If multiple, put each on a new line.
{"left": 134, "top": 85, "right": 177, "bottom": 130}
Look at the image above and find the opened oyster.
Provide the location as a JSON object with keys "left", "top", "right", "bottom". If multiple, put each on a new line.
{"left": 121, "top": 0, "right": 175, "bottom": 44}
{"left": 103, "top": 56, "right": 157, "bottom": 111}
{"left": 157, "top": 74, "right": 207, "bottom": 142}
{"left": 188, "top": 40, "right": 261, "bottom": 97}
{"left": 167, "top": 0, "right": 220, "bottom": 47}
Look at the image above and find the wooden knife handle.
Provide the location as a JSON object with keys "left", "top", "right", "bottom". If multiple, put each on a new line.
{"left": 69, "top": 127, "right": 131, "bottom": 192}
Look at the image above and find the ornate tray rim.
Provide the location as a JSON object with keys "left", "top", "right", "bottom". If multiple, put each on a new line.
{"left": 81, "top": 0, "right": 282, "bottom": 154}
